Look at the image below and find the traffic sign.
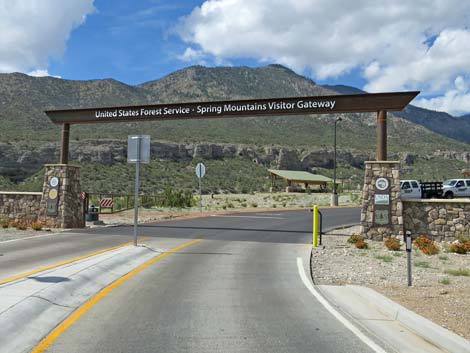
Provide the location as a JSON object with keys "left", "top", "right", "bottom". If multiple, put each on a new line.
{"left": 127, "top": 135, "right": 150, "bottom": 164}
{"left": 195, "top": 163, "right": 206, "bottom": 178}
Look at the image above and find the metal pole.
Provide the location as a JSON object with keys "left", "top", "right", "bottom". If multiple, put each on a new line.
{"left": 405, "top": 231, "right": 412, "bottom": 286}
{"left": 313, "top": 205, "right": 319, "bottom": 247}
{"left": 199, "top": 177, "right": 202, "bottom": 212}
{"left": 334, "top": 120, "right": 337, "bottom": 194}
{"left": 60, "top": 123, "right": 70, "bottom": 164}
{"left": 377, "top": 110, "right": 387, "bottom": 161}
{"left": 133, "top": 137, "right": 141, "bottom": 247}
{"left": 331, "top": 118, "right": 341, "bottom": 206}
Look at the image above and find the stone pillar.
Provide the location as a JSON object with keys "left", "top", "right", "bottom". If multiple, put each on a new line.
{"left": 39, "top": 164, "right": 85, "bottom": 228}
{"left": 360, "top": 161, "right": 402, "bottom": 240}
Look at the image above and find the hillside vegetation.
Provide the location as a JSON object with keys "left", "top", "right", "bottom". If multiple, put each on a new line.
{"left": 1, "top": 64, "right": 469, "bottom": 193}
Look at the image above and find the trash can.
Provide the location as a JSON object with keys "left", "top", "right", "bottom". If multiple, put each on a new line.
{"left": 86, "top": 205, "right": 100, "bottom": 222}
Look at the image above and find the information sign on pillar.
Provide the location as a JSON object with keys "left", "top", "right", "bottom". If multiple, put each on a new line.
{"left": 373, "top": 177, "right": 391, "bottom": 226}
{"left": 47, "top": 176, "right": 60, "bottom": 216}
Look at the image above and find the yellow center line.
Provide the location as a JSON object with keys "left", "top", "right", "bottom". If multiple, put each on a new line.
{"left": 0, "top": 236, "right": 150, "bottom": 286}
{"left": 30, "top": 238, "right": 201, "bottom": 353}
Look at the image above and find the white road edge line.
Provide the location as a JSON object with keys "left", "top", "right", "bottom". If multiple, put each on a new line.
{"left": 296, "top": 257, "right": 387, "bottom": 353}
{"left": 0, "top": 232, "right": 62, "bottom": 244}
{"left": 210, "top": 215, "right": 285, "bottom": 219}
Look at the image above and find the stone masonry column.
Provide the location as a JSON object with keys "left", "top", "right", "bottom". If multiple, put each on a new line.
{"left": 360, "top": 161, "right": 403, "bottom": 240}
{"left": 39, "top": 164, "right": 85, "bottom": 228}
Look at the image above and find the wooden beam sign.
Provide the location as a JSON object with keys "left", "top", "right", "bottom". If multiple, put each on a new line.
{"left": 45, "top": 91, "right": 419, "bottom": 125}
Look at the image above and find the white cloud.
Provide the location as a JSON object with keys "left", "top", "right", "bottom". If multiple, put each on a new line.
{"left": 177, "top": 0, "right": 470, "bottom": 114}
{"left": 27, "top": 69, "right": 61, "bottom": 78}
{"left": 414, "top": 76, "right": 470, "bottom": 116}
{"left": 178, "top": 47, "right": 207, "bottom": 64}
{"left": 0, "top": 0, "right": 95, "bottom": 74}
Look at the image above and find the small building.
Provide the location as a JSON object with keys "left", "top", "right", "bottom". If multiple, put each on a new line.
{"left": 268, "top": 169, "right": 333, "bottom": 192}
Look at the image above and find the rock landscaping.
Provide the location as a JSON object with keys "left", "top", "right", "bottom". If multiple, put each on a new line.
{"left": 311, "top": 226, "right": 470, "bottom": 340}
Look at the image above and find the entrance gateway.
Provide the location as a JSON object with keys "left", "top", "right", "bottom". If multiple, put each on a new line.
{"left": 44, "top": 91, "right": 419, "bottom": 238}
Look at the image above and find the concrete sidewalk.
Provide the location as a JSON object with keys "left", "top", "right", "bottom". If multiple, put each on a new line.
{"left": 0, "top": 244, "right": 159, "bottom": 353}
{"left": 318, "top": 285, "right": 470, "bottom": 353}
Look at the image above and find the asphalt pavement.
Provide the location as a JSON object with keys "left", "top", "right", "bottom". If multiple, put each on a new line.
{"left": 44, "top": 238, "right": 380, "bottom": 353}
{"left": 0, "top": 208, "right": 359, "bottom": 280}
{"left": 3, "top": 206, "right": 390, "bottom": 353}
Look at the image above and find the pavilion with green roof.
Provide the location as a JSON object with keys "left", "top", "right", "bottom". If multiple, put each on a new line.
{"left": 268, "top": 169, "right": 333, "bottom": 192}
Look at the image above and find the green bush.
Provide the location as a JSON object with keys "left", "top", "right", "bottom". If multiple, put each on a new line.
{"left": 31, "top": 222, "right": 43, "bottom": 231}
{"left": 157, "top": 187, "right": 195, "bottom": 208}
{"left": 355, "top": 240, "right": 369, "bottom": 249}
{"left": 0, "top": 218, "right": 8, "bottom": 228}
{"left": 347, "top": 233, "right": 364, "bottom": 244}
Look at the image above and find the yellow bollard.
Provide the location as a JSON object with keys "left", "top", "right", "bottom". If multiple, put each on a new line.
{"left": 313, "top": 204, "right": 319, "bottom": 247}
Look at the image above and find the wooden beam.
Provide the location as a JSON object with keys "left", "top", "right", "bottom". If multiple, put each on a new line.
{"left": 59, "top": 123, "right": 70, "bottom": 164}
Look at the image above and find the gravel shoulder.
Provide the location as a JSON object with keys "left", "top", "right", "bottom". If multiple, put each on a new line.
{"left": 0, "top": 227, "right": 59, "bottom": 242}
{"left": 311, "top": 226, "right": 470, "bottom": 340}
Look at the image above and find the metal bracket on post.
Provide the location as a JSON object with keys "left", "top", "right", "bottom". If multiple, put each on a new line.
{"left": 318, "top": 210, "right": 323, "bottom": 246}
{"left": 405, "top": 230, "right": 412, "bottom": 286}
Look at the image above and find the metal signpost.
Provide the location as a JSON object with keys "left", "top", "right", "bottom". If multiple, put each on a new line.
{"left": 128, "top": 135, "right": 150, "bottom": 246}
{"left": 195, "top": 163, "right": 206, "bottom": 212}
{"left": 405, "top": 230, "right": 413, "bottom": 286}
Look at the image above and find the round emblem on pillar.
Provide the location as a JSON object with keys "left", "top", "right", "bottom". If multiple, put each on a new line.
{"left": 48, "top": 189, "right": 58, "bottom": 200}
{"left": 50, "top": 177, "right": 59, "bottom": 187}
{"left": 375, "top": 178, "right": 389, "bottom": 191}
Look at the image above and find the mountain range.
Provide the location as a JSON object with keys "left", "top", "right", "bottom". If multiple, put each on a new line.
{"left": 1, "top": 64, "right": 469, "bottom": 190}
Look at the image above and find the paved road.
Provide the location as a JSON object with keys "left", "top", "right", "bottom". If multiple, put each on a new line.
{"left": 18, "top": 207, "right": 385, "bottom": 353}
{"left": 0, "top": 208, "right": 359, "bottom": 280}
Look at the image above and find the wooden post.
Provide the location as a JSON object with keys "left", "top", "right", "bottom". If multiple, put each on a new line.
{"left": 377, "top": 110, "right": 387, "bottom": 161}
{"left": 60, "top": 123, "right": 70, "bottom": 164}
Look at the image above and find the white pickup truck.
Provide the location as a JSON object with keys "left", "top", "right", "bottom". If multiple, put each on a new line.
{"left": 442, "top": 179, "right": 470, "bottom": 198}
{"left": 400, "top": 180, "right": 421, "bottom": 199}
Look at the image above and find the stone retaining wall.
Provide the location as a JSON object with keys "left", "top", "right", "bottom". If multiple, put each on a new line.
{"left": 0, "top": 191, "right": 42, "bottom": 224}
{"left": 403, "top": 199, "right": 470, "bottom": 240}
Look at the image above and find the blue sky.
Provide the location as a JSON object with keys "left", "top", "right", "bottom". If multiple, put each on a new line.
{"left": 48, "top": 0, "right": 203, "bottom": 85}
{"left": 1, "top": 0, "right": 470, "bottom": 115}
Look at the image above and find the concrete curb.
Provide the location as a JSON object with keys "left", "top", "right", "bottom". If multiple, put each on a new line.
{"left": 0, "top": 245, "right": 158, "bottom": 353}
{"left": 318, "top": 284, "right": 470, "bottom": 353}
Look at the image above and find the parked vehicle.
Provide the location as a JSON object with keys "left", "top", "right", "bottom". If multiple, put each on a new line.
{"left": 442, "top": 179, "right": 470, "bottom": 198}
{"left": 400, "top": 180, "right": 421, "bottom": 199}
{"left": 420, "top": 181, "right": 443, "bottom": 199}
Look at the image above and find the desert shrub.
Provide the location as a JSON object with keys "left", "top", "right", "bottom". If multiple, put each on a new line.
{"left": 375, "top": 255, "right": 393, "bottom": 262}
{"left": 227, "top": 202, "right": 234, "bottom": 208}
{"left": 384, "top": 237, "right": 401, "bottom": 251}
{"left": 250, "top": 202, "right": 258, "bottom": 208}
{"left": 0, "top": 218, "right": 8, "bottom": 228}
{"left": 464, "top": 242, "right": 470, "bottom": 252}
{"left": 241, "top": 202, "right": 247, "bottom": 207}
{"left": 16, "top": 223, "right": 27, "bottom": 230}
{"left": 449, "top": 243, "right": 467, "bottom": 254}
{"left": 355, "top": 240, "right": 369, "bottom": 249}
{"left": 157, "top": 187, "right": 195, "bottom": 208}
{"left": 414, "top": 261, "right": 431, "bottom": 268}
{"left": 444, "top": 268, "right": 470, "bottom": 276}
{"left": 439, "top": 277, "right": 450, "bottom": 285}
{"left": 31, "top": 222, "right": 43, "bottom": 231}
{"left": 347, "top": 233, "right": 364, "bottom": 244}
{"left": 414, "top": 236, "right": 439, "bottom": 255}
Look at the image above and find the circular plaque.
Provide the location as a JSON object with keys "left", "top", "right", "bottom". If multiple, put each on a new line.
{"left": 50, "top": 177, "right": 59, "bottom": 188}
{"left": 375, "top": 178, "right": 389, "bottom": 191}
{"left": 48, "top": 189, "right": 58, "bottom": 200}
